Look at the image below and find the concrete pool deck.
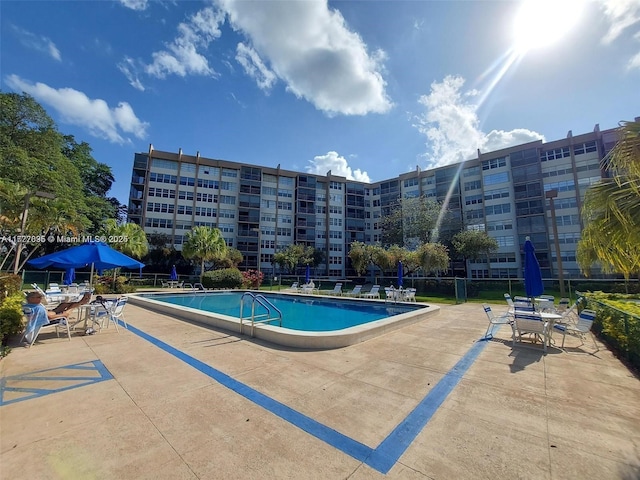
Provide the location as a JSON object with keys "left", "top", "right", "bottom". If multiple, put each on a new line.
{"left": 1, "top": 301, "right": 639, "bottom": 479}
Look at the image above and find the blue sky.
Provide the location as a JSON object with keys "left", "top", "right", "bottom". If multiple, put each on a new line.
{"left": 2, "top": 0, "right": 639, "bottom": 206}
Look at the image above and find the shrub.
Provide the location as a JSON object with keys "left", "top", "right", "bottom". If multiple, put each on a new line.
{"left": 0, "top": 293, "right": 27, "bottom": 355}
{"left": 0, "top": 274, "right": 23, "bottom": 301}
{"left": 202, "top": 268, "right": 244, "bottom": 289}
{"left": 583, "top": 292, "right": 640, "bottom": 371}
{"left": 242, "top": 270, "right": 264, "bottom": 289}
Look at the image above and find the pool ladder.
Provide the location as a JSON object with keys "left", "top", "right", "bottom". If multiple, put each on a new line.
{"left": 239, "top": 292, "right": 282, "bottom": 337}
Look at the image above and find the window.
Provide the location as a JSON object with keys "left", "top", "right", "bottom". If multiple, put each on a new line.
{"left": 277, "top": 201, "right": 292, "bottom": 211}
{"left": 329, "top": 181, "right": 343, "bottom": 190}
{"left": 481, "top": 157, "right": 506, "bottom": 170}
{"left": 463, "top": 166, "right": 480, "bottom": 177}
{"left": 329, "top": 205, "right": 342, "bottom": 214}
{"left": 222, "top": 168, "right": 238, "bottom": 178}
{"left": 573, "top": 141, "right": 597, "bottom": 156}
{"left": 541, "top": 147, "right": 570, "bottom": 161}
{"left": 262, "top": 186, "right": 277, "bottom": 196}
{"left": 403, "top": 178, "right": 419, "bottom": 187}
{"left": 494, "top": 235, "right": 515, "bottom": 247}
{"left": 484, "top": 187, "right": 510, "bottom": 201}
{"left": 466, "top": 209, "right": 484, "bottom": 220}
{"left": 464, "top": 180, "right": 481, "bottom": 191}
{"left": 151, "top": 159, "right": 178, "bottom": 171}
{"left": 220, "top": 195, "right": 236, "bottom": 205}
{"left": 557, "top": 214, "right": 580, "bottom": 226}
{"left": 483, "top": 172, "right": 509, "bottom": 186}
{"left": 485, "top": 203, "right": 511, "bottom": 215}
{"left": 544, "top": 181, "right": 575, "bottom": 193}
{"left": 465, "top": 194, "right": 483, "bottom": 205}
{"left": 486, "top": 220, "right": 513, "bottom": 231}
{"left": 221, "top": 181, "right": 236, "bottom": 191}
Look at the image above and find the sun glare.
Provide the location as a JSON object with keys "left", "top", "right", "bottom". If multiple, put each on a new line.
{"left": 513, "top": 0, "right": 583, "bottom": 54}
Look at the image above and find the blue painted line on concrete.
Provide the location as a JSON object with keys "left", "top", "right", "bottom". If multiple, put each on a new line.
{"left": 124, "top": 319, "right": 491, "bottom": 474}
{"left": 124, "top": 322, "right": 374, "bottom": 463}
{"left": 365, "top": 339, "right": 489, "bottom": 473}
{"left": 0, "top": 360, "right": 113, "bottom": 406}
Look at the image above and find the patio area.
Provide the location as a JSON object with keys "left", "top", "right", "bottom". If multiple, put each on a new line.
{"left": 1, "top": 301, "right": 639, "bottom": 479}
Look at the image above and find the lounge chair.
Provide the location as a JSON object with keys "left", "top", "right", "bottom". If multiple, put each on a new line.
{"left": 346, "top": 285, "right": 362, "bottom": 297}
{"left": 301, "top": 281, "right": 318, "bottom": 294}
{"left": 363, "top": 285, "right": 380, "bottom": 299}
{"left": 324, "top": 283, "right": 342, "bottom": 296}
{"left": 289, "top": 282, "right": 299, "bottom": 292}
{"left": 20, "top": 305, "right": 71, "bottom": 347}
{"left": 482, "top": 304, "right": 512, "bottom": 339}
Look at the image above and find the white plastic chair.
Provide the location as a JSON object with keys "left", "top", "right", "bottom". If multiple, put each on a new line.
{"left": 104, "top": 297, "right": 129, "bottom": 332}
{"left": 558, "top": 309, "right": 598, "bottom": 351}
{"left": 512, "top": 311, "right": 550, "bottom": 352}
{"left": 482, "top": 304, "right": 512, "bottom": 339}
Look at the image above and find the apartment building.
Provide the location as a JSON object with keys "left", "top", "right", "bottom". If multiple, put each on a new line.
{"left": 128, "top": 121, "right": 624, "bottom": 280}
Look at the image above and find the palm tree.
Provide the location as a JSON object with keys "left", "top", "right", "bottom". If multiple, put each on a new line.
{"left": 100, "top": 219, "right": 148, "bottom": 259}
{"left": 578, "top": 120, "right": 640, "bottom": 279}
{"left": 182, "top": 226, "right": 227, "bottom": 282}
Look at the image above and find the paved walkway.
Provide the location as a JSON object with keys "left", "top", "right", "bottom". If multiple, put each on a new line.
{"left": 1, "top": 301, "right": 639, "bottom": 479}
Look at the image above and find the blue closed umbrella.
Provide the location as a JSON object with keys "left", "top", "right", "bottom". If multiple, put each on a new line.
{"left": 170, "top": 265, "right": 178, "bottom": 281}
{"left": 29, "top": 241, "right": 145, "bottom": 287}
{"left": 523, "top": 238, "right": 544, "bottom": 298}
{"left": 397, "top": 261, "right": 404, "bottom": 288}
{"left": 305, "top": 265, "right": 310, "bottom": 284}
{"left": 63, "top": 267, "right": 75, "bottom": 285}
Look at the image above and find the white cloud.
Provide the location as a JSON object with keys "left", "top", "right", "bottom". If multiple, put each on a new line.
{"left": 599, "top": 0, "right": 640, "bottom": 44}
{"left": 414, "top": 75, "right": 545, "bottom": 168}
{"left": 12, "top": 25, "right": 61, "bottom": 61}
{"left": 216, "top": 0, "right": 392, "bottom": 115}
{"left": 598, "top": 0, "right": 640, "bottom": 70}
{"left": 235, "top": 43, "right": 277, "bottom": 91}
{"left": 118, "top": 57, "right": 145, "bottom": 91}
{"left": 119, "top": 0, "right": 148, "bottom": 11}
{"left": 305, "top": 151, "right": 371, "bottom": 182}
{"left": 5, "top": 75, "right": 149, "bottom": 144}
{"left": 144, "top": 7, "right": 224, "bottom": 78}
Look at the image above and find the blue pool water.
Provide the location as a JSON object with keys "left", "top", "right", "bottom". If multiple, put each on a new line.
{"left": 147, "top": 292, "right": 424, "bottom": 332}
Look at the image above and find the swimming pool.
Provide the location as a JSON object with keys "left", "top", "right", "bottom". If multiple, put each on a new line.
{"left": 145, "top": 291, "right": 421, "bottom": 331}
{"left": 129, "top": 291, "right": 440, "bottom": 349}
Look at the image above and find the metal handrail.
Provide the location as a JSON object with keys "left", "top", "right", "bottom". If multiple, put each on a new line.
{"left": 240, "top": 292, "right": 282, "bottom": 336}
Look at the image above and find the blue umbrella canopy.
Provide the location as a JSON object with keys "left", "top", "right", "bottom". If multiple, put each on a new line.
{"left": 305, "top": 265, "right": 310, "bottom": 284}
{"left": 170, "top": 265, "right": 178, "bottom": 281}
{"left": 523, "top": 238, "right": 544, "bottom": 298}
{"left": 397, "top": 261, "right": 404, "bottom": 288}
{"left": 29, "top": 242, "right": 144, "bottom": 284}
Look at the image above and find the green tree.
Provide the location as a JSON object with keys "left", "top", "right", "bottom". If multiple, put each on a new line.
{"left": 451, "top": 230, "right": 499, "bottom": 277}
{"left": 100, "top": 219, "right": 148, "bottom": 259}
{"left": 416, "top": 242, "right": 450, "bottom": 276}
{"left": 578, "top": 120, "right": 640, "bottom": 279}
{"left": 380, "top": 196, "right": 443, "bottom": 247}
{"left": 348, "top": 241, "right": 370, "bottom": 276}
{"left": 182, "top": 226, "right": 227, "bottom": 282}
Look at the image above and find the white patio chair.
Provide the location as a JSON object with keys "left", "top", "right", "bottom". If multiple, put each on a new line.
{"left": 403, "top": 288, "right": 417, "bottom": 302}
{"left": 289, "top": 282, "right": 299, "bottom": 292}
{"left": 301, "top": 281, "right": 318, "bottom": 294}
{"left": 102, "top": 297, "right": 129, "bottom": 332}
{"left": 512, "top": 311, "right": 550, "bottom": 352}
{"left": 483, "top": 304, "right": 512, "bottom": 339}
{"left": 557, "top": 309, "right": 598, "bottom": 351}
{"left": 363, "top": 285, "right": 380, "bottom": 299}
